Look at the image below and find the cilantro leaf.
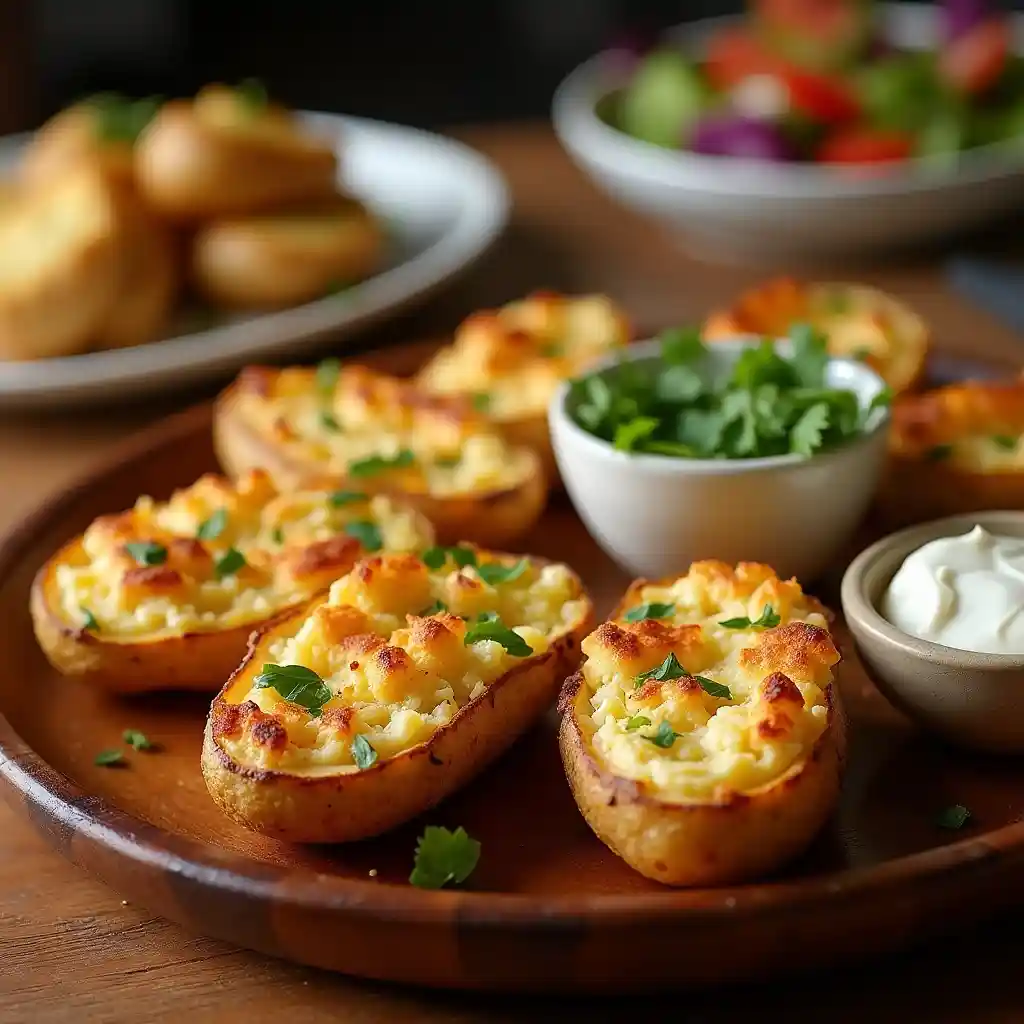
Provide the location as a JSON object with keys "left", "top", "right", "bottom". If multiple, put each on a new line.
{"left": 90, "top": 93, "right": 160, "bottom": 144}
{"left": 420, "top": 600, "right": 448, "bottom": 615}
{"left": 623, "top": 602, "right": 675, "bottom": 622}
{"left": 315, "top": 357, "right": 341, "bottom": 395}
{"left": 936, "top": 804, "right": 971, "bottom": 830}
{"left": 123, "top": 729, "right": 155, "bottom": 752}
{"left": 471, "top": 392, "right": 491, "bottom": 412}
{"left": 635, "top": 652, "right": 687, "bottom": 687}
{"left": 94, "top": 749, "right": 125, "bottom": 767}
{"left": 236, "top": 77, "right": 269, "bottom": 113}
{"left": 344, "top": 521, "right": 383, "bottom": 552}
{"left": 348, "top": 450, "right": 415, "bottom": 477}
{"left": 477, "top": 559, "right": 529, "bottom": 585}
{"left": 80, "top": 607, "right": 99, "bottom": 632}
{"left": 625, "top": 714, "right": 651, "bottom": 731}
{"left": 655, "top": 364, "right": 705, "bottom": 404}
{"left": 320, "top": 411, "right": 341, "bottom": 432}
{"left": 788, "top": 322, "right": 829, "bottom": 389}
{"left": 993, "top": 435, "right": 1018, "bottom": 451}
{"left": 214, "top": 548, "right": 247, "bottom": 579}
{"left": 790, "top": 402, "right": 830, "bottom": 457}
{"left": 463, "top": 616, "right": 533, "bottom": 656}
{"left": 644, "top": 721, "right": 682, "bottom": 749}
{"left": 694, "top": 675, "right": 731, "bottom": 699}
{"left": 124, "top": 541, "right": 167, "bottom": 567}
{"left": 329, "top": 489, "right": 368, "bottom": 507}
{"left": 409, "top": 825, "right": 481, "bottom": 889}
{"left": 253, "top": 664, "right": 332, "bottom": 714}
{"left": 270, "top": 526, "right": 285, "bottom": 545}
{"left": 422, "top": 545, "right": 476, "bottom": 570}
{"left": 196, "top": 508, "right": 228, "bottom": 542}
{"left": 350, "top": 734, "right": 378, "bottom": 770}
{"left": 659, "top": 326, "right": 705, "bottom": 364}
{"left": 614, "top": 416, "right": 659, "bottom": 452}
{"left": 719, "top": 604, "right": 780, "bottom": 629}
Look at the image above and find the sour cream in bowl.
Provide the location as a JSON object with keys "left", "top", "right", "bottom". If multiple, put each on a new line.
{"left": 842, "top": 512, "right": 1024, "bottom": 753}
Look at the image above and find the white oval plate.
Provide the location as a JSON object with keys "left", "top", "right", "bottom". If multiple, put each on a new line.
{"left": 0, "top": 113, "right": 509, "bottom": 410}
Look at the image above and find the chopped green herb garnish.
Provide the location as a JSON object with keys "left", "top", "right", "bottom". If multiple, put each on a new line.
{"left": 570, "top": 326, "right": 880, "bottom": 462}
{"left": 328, "top": 489, "right": 368, "bottom": 507}
{"left": 315, "top": 357, "right": 341, "bottom": 395}
{"left": 123, "top": 729, "right": 155, "bottom": 752}
{"left": 477, "top": 559, "right": 529, "bottom": 585}
{"left": 344, "top": 520, "right": 383, "bottom": 552}
{"left": 625, "top": 714, "right": 651, "bottom": 731}
{"left": 94, "top": 749, "right": 125, "bottom": 767}
{"left": 409, "top": 825, "right": 481, "bottom": 889}
{"left": 434, "top": 455, "right": 461, "bottom": 468}
{"left": 937, "top": 804, "right": 971, "bottom": 830}
{"left": 214, "top": 548, "right": 247, "bottom": 579}
{"left": 80, "top": 607, "right": 99, "bottom": 632}
{"left": 926, "top": 444, "right": 953, "bottom": 462}
{"left": 623, "top": 602, "right": 675, "bottom": 623}
{"left": 422, "top": 545, "right": 476, "bottom": 570}
{"left": 719, "top": 605, "right": 780, "bottom": 630}
{"left": 320, "top": 411, "right": 341, "bottom": 432}
{"left": 540, "top": 342, "right": 563, "bottom": 358}
{"left": 350, "top": 734, "right": 378, "bottom": 770}
{"left": 89, "top": 93, "right": 160, "bottom": 144}
{"left": 644, "top": 721, "right": 682, "bottom": 749}
{"left": 420, "top": 600, "right": 448, "bottom": 615}
{"left": 196, "top": 508, "right": 228, "bottom": 542}
{"left": 236, "top": 77, "right": 269, "bottom": 113}
{"left": 471, "top": 392, "right": 491, "bottom": 412}
{"left": 694, "top": 675, "right": 731, "bottom": 699}
{"left": 271, "top": 526, "right": 285, "bottom": 545}
{"left": 852, "top": 347, "right": 873, "bottom": 362}
{"left": 124, "top": 541, "right": 167, "bottom": 567}
{"left": 993, "top": 435, "right": 1018, "bottom": 451}
{"left": 635, "top": 652, "right": 686, "bottom": 687}
{"left": 348, "top": 450, "right": 415, "bottom": 477}
{"left": 463, "top": 616, "right": 533, "bottom": 656}
{"left": 253, "top": 663, "right": 332, "bottom": 715}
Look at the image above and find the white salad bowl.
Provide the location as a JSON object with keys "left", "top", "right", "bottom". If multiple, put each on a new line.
{"left": 549, "top": 337, "right": 889, "bottom": 584}
{"left": 552, "top": 4, "right": 1024, "bottom": 264}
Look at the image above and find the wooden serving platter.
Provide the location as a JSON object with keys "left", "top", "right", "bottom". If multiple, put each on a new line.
{"left": 2, "top": 340, "right": 1024, "bottom": 995}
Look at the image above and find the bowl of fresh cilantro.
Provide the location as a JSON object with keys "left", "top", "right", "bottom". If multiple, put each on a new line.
{"left": 549, "top": 325, "right": 891, "bottom": 582}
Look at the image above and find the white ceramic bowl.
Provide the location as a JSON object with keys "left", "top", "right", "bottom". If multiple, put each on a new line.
{"left": 552, "top": 4, "right": 1024, "bottom": 264}
{"left": 549, "top": 337, "right": 889, "bottom": 583}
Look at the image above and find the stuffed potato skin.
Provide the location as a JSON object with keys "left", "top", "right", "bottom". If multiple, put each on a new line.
{"left": 213, "top": 364, "right": 548, "bottom": 547}
{"left": 558, "top": 562, "right": 845, "bottom": 887}
{"left": 202, "top": 549, "right": 592, "bottom": 842}
{"left": 31, "top": 469, "right": 434, "bottom": 693}
{"left": 417, "top": 292, "right": 631, "bottom": 483}
{"left": 880, "top": 379, "right": 1024, "bottom": 525}
{"left": 703, "top": 277, "right": 928, "bottom": 395}
{"left": 135, "top": 87, "right": 337, "bottom": 220}
{"left": 191, "top": 195, "right": 382, "bottom": 308}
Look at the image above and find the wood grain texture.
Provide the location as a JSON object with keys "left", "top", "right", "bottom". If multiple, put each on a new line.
{"left": 3, "top": 123, "right": 1024, "bottom": 1020}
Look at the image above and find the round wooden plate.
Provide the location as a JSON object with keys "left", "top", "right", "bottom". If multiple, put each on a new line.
{"left": 2, "top": 340, "right": 1024, "bottom": 995}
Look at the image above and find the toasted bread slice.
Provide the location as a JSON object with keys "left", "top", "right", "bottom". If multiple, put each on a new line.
{"left": 0, "top": 169, "right": 123, "bottom": 360}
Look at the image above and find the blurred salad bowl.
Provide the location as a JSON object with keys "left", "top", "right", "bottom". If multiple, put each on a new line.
{"left": 552, "top": 2, "right": 1024, "bottom": 263}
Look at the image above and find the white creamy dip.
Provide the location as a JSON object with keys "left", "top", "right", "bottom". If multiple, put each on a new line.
{"left": 881, "top": 525, "right": 1024, "bottom": 655}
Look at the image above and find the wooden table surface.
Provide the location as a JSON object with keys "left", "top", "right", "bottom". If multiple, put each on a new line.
{"left": 4, "top": 124, "right": 1024, "bottom": 1023}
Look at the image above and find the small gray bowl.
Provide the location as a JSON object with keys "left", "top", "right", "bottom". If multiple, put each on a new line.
{"left": 841, "top": 511, "right": 1024, "bottom": 754}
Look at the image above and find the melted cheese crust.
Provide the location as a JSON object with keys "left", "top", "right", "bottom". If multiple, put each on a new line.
{"left": 891, "top": 379, "right": 1024, "bottom": 472}
{"left": 213, "top": 550, "right": 587, "bottom": 774}
{"left": 417, "top": 292, "right": 630, "bottom": 421}
{"left": 52, "top": 469, "right": 433, "bottom": 637}
{"left": 233, "top": 363, "right": 536, "bottom": 496}
{"left": 578, "top": 561, "right": 838, "bottom": 802}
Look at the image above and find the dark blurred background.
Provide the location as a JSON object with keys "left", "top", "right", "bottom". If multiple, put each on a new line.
{"left": 5, "top": 0, "right": 993, "bottom": 132}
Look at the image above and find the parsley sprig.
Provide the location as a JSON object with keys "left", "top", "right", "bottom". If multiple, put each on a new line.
{"left": 409, "top": 826, "right": 481, "bottom": 889}
{"left": 569, "top": 325, "right": 889, "bottom": 461}
{"left": 253, "top": 664, "right": 332, "bottom": 715}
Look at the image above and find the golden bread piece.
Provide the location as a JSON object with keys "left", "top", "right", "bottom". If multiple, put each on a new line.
{"left": 95, "top": 188, "right": 178, "bottom": 349}
{"left": 19, "top": 95, "right": 157, "bottom": 191}
{"left": 703, "top": 277, "right": 928, "bottom": 395}
{"left": 880, "top": 378, "right": 1024, "bottom": 524}
{"left": 202, "top": 548, "right": 592, "bottom": 842}
{"left": 191, "top": 194, "right": 382, "bottom": 308}
{"left": 31, "top": 469, "right": 434, "bottom": 693}
{"left": 135, "top": 84, "right": 337, "bottom": 219}
{"left": 559, "top": 561, "right": 844, "bottom": 886}
{"left": 213, "top": 363, "right": 547, "bottom": 547}
{"left": 417, "top": 292, "right": 631, "bottom": 482}
{"left": 0, "top": 169, "right": 123, "bottom": 360}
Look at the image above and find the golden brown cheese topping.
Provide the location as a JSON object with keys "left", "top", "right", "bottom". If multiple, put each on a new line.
{"left": 232, "top": 363, "right": 537, "bottom": 496}
{"left": 417, "top": 291, "right": 631, "bottom": 421}
{"left": 211, "top": 548, "right": 588, "bottom": 772}
{"left": 52, "top": 469, "right": 433, "bottom": 637}
{"left": 576, "top": 561, "right": 838, "bottom": 801}
{"left": 891, "top": 380, "right": 1024, "bottom": 471}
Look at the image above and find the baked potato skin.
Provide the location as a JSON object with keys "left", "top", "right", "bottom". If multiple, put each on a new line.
{"left": 191, "top": 196, "right": 382, "bottom": 309}
{"left": 558, "top": 672, "right": 844, "bottom": 887}
{"left": 557, "top": 577, "right": 845, "bottom": 887}
{"left": 202, "top": 609, "right": 589, "bottom": 843}
{"left": 135, "top": 97, "right": 337, "bottom": 220}
{"left": 213, "top": 376, "right": 548, "bottom": 548}
{"left": 30, "top": 537, "right": 256, "bottom": 694}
